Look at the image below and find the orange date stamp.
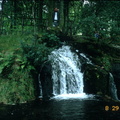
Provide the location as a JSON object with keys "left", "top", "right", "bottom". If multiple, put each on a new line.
{"left": 105, "top": 106, "right": 119, "bottom": 111}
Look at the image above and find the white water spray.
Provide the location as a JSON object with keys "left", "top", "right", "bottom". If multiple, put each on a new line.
{"left": 49, "top": 46, "right": 88, "bottom": 99}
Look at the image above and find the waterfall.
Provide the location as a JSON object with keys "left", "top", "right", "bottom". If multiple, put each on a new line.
{"left": 49, "top": 45, "right": 87, "bottom": 98}
{"left": 109, "top": 73, "right": 119, "bottom": 100}
{"left": 38, "top": 74, "right": 42, "bottom": 98}
{"left": 80, "top": 53, "right": 92, "bottom": 64}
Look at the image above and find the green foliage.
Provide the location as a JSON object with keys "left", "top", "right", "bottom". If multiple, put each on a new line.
{"left": 94, "top": 54, "right": 111, "bottom": 71}
{"left": 0, "top": 51, "right": 35, "bottom": 76}
{"left": 0, "top": 51, "right": 35, "bottom": 104}
{"left": 41, "top": 32, "right": 60, "bottom": 47}
{"left": 0, "top": 34, "right": 22, "bottom": 52}
{"left": 101, "top": 55, "right": 111, "bottom": 71}
{"left": 0, "top": 31, "right": 60, "bottom": 104}
{"left": 79, "top": 1, "right": 120, "bottom": 43}
{"left": 0, "top": 70, "right": 35, "bottom": 104}
{"left": 0, "top": 52, "right": 14, "bottom": 76}
{"left": 84, "top": 64, "right": 108, "bottom": 95}
{"left": 21, "top": 32, "right": 60, "bottom": 68}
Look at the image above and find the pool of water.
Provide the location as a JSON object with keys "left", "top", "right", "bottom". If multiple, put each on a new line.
{"left": 0, "top": 98, "right": 120, "bottom": 120}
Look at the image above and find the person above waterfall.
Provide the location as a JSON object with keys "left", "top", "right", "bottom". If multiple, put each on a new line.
{"left": 53, "top": 8, "right": 60, "bottom": 27}
{"left": 94, "top": 31, "right": 99, "bottom": 39}
{"left": 94, "top": 31, "right": 102, "bottom": 42}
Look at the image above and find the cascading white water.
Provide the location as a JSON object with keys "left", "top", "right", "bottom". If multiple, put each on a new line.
{"left": 109, "top": 73, "right": 119, "bottom": 100}
{"left": 38, "top": 74, "right": 42, "bottom": 98}
{"left": 80, "top": 53, "right": 92, "bottom": 64}
{"left": 49, "top": 45, "right": 88, "bottom": 99}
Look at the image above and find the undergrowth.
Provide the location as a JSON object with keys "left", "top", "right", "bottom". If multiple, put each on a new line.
{"left": 21, "top": 32, "right": 60, "bottom": 69}
{"left": 0, "top": 34, "right": 26, "bottom": 52}
{"left": 0, "top": 31, "right": 61, "bottom": 104}
{"left": 0, "top": 49, "right": 36, "bottom": 104}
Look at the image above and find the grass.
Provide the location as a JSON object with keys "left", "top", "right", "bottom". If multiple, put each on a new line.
{"left": 0, "top": 34, "right": 26, "bottom": 52}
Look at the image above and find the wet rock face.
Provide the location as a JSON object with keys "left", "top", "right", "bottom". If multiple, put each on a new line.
{"left": 40, "top": 62, "right": 53, "bottom": 99}
{"left": 83, "top": 64, "right": 109, "bottom": 95}
{"left": 112, "top": 64, "right": 120, "bottom": 99}
{"left": 71, "top": 42, "right": 109, "bottom": 95}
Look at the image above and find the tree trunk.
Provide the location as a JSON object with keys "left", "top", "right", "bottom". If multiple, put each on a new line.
{"left": 47, "top": 0, "right": 54, "bottom": 27}
{"left": 37, "top": 0, "right": 43, "bottom": 32}
{"left": 0, "top": 0, "right": 2, "bottom": 34}
{"left": 59, "top": 0, "right": 64, "bottom": 29}
{"left": 32, "top": 0, "right": 36, "bottom": 33}
{"left": 0, "top": 10, "right": 2, "bottom": 35}
{"left": 14, "top": 0, "right": 17, "bottom": 29}
{"left": 63, "top": 0, "right": 69, "bottom": 34}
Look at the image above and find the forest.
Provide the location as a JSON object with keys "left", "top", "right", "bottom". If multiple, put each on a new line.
{"left": 0, "top": 0, "right": 120, "bottom": 104}
{"left": 0, "top": 0, "right": 119, "bottom": 39}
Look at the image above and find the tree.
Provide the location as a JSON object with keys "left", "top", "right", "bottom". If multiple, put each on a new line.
{"left": 79, "top": 0, "right": 120, "bottom": 42}
{"left": 0, "top": 0, "right": 3, "bottom": 34}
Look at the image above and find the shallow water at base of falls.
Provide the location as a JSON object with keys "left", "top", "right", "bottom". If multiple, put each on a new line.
{"left": 51, "top": 93, "right": 95, "bottom": 100}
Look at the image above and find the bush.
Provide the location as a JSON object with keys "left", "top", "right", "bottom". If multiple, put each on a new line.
{"left": 21, "top": 32, "right": 60, "bottom": 69}
{"left": 41, "top": 33, "right": 60, "bottom": 47}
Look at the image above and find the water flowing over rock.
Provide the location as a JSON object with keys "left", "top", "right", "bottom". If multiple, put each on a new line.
{"left": 49, "top": 46, "right": 85, "bottom": 97}
{"left": 80, "top": 53, "right": 92, "bottom": 65}
{"left": 38, "top": 74, "right": 42, "bottom": 98}
{"left": 109, "top": 73, "right": 119, "bottom": 100}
